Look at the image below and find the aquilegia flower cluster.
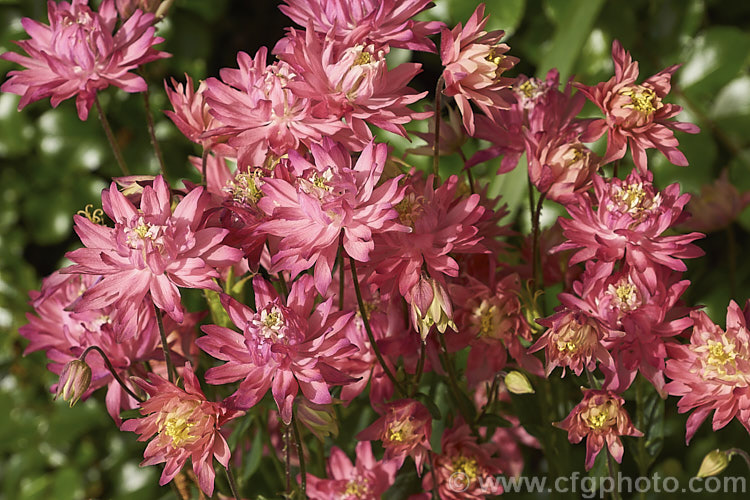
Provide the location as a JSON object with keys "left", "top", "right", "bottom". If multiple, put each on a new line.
{"left": 6, "top": 0, "right": 749, "bottom": 497}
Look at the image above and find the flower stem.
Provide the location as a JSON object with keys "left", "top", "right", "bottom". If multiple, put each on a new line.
{"left": 80, "top": 345, "right": 143, "bottom": 402}
{"left": 410, "top": 342, "right": 427, "bottom": 397}
{"left": 292, "top": 411, "right": 306, "bottom": 497}
{"left": 349, "top": 256, "right": 406, "bottom": 397}
{"left": 428, "top": 450, "right": 442, "bottom": 500}
{"left": 432, "top": 75, "right": 445, "bottom": 185}
{"left": 94, "top": 95, "right": 130, "bottom": 176}
{"left": 139, "top": 72, "right": 167, "bottom": 178}
{"left": 225, "top": 465, "right": 241, "bottom": 500}
{"left": 153, "top": 303, "right": 178, "bottom": 383}
{"left": 338, "top": 233, "right": 345, "bottom": 311}
{"left": 606, "top": 449, "right": 622, "bottom": 500}
{"left": 284, "top": 423, "right": 292, "bottom": 496}
{"left": 727, "top": 448, "right": 750, "bottom": 471}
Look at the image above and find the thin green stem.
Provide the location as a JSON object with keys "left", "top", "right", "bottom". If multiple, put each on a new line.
{"left": 349, "top": 257, "right": 406, "bottom": 397}
{"left": 727, "top": 448, "right": 750, "bottom": 471}
{"left": 154, "top": 303, "right": 178, "bottom": 383}
{"left": 458, "top": 148, "right": 475, "bottom": 194}
{"left": 585, "top": 369, "right": 601, "bottom": 389}
{"left": 292, "top": 411, "right": 306, "bottom": 497}
{"left": 410, "top": 342, "right": 427, "bottom": 397}
{"left": 225, "top": 466, "right": 241, "bottom": 500}
{"left": 139, "top": 73, "right": 167, "bottom": 177}
{"left": 284, "top": 423, "right": 292, "bottom": 496}
{"left": 606, "top": 449, "right": 622, "bottom": 500}
{"left": 338, "top": 235, "right": 345, "bottom": 311}
{"left": 80, "top": 345, "right": 143, "bottom": 402}
{"left": 432, "top": 75, "right": 445, "bottom": 184}
{"left": 428, "top": 450, "right": 442, "bottom": 500}
{"left": 200, "top": 146, "right": 210, "bottom": 187}
{"left": 94, "top": 95, "right": 130, "bottom": 176}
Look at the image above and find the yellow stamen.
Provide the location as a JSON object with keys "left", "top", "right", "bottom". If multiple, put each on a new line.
{"left": 77, "top": 204, "right": 105, "bottom": 224}
{"left": 620, "top": 86, "right": 661, "bottom": 115}
{"left": 163, "top": 415, "right": 195, "bottom": 447}
{"left": 452, "top": 455, "right": 479, "bottom": 480}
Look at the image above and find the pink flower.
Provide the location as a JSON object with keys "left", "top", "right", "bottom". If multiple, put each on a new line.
{"left": 681, "top": 170, "right": 750, "bottom": 233}
{"left": 63, "top": 175, "right": 243, "bottom": 340}
{"left": 665, "top": 301, "right": 750, "bottom": 443}
{"left": 423, "top": 422, "right": 504, "bottom": 499}
{"left": 202, "top": 48, "right": 347, "bottom": 166}
{"left": 367, "top": 173, "right": 487, "bottom": 300}
{"left": 575, "top": 40, "right": 699, "bottom": 173}
{"left": 259, "top": 139, "right": 406, "bottom": 294}
{"left": 552, "top": 170, "right": 704, "bottom": 289}
{"left": 278, "top": 0, "right": 443, "bottom": 52}
{"left": 306, "top": 441, "right": 399, "bottom": 499}
{"left": 440, "top": 4, "right": 518, "bottom": 135}
{"left": 196, "top": 275, "right": 355, "bottom": 424}
{"left": 1, "top": 0, "right": 168, "bottom": 120}
{"left": 276, "top": 29, "right": 430, "bottom": 143}
{"left": 121, "top": 363, "right": 243, "bottom": 496}
{"left": 554, "top": 389, "right": 643, "bottom": 470}
{"left": 357, "top": 399, "right": 432, "bottom": 474}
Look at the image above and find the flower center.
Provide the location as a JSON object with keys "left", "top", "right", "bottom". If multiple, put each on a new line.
{"left": 452, "top": 455, "right": 479, "bottom": 480}
{"left": 585, "top": 403, "right": 614, "bottom": 431}
{"left": 620, "top": 86, "right": 661, "bottom": 115}
{"left": 125, "top": 216, "right": 164, "bottom": 250}
{"left": 386, "top": 418, "right": 414, "bottom": 443}
{"left": 224, "top": 170, "right": 264, "bottom": 204}
{"left": 353, "top": 50, "right": 373, "bottom": 66}
{"left": 473, "top": 300, "right": 499, "bottom": 338}
{"left": 610, "top": 182, "right": 661, "bottom": 218}
{"left": 160, "top": 405, "right": 199, "bottom": 448}
{"left": 395, "top": 194, "right": 425, "bottom": 228}
{"left": 608, "top": 278, "right": 641, "bottom": 313}
{"left": 518, "top": 79, "right": 539, "bottom": 98}
{"left": 343, "top": 478, "right": 370, "bottom": 498}
{"left": 485, "top": 46, "right": 505, "bottom": 66}
{"left": 257, "top": 306, "right": 286, "bottom": 341}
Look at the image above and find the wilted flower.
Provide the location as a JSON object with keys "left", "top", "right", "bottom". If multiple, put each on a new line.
{"left": 55, "top": 359, "right": 92, "bottom": 407}
{"left": 357, "top": 399, "right": 432, "bottom": 474}
{"left": 121, "top": 363, "right": 243, "bottom": 496}
{"left": 306, "top": 441, "right": 399, "bottom": 499}
{"left": 665, "top": 301, "right": 750, "bottom": 443}
{"left": 1, "top": 0, "right": 168, "bottom": 120}
{"left": 554, "top": 389, "right": 642, "bottom": 470}
{"left": 575, "top": 40, "right": 699, "bottom": 173}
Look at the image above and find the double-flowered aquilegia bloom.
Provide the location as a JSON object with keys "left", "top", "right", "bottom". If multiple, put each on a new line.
{"left": 306, "top": 441, "right": 399, "bottom": 499}
{"left": 555, "top": 389, "right": 643, "bottom": 470}
{"left": 196, "top": 275, "right": 355, "bottom": 424}
{"left": 121, "top": 363, "right": 243, "bottom": 496}
{"left": 665, "top": 301, "right": 750, "bottom": 443}
{"left": 1, "top": 0, "right": 168, "bottom": 120}
{"left": 63, "top": 175, "right": 243, "bottom": 340}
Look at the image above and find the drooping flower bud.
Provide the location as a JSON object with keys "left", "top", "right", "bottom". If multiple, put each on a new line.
{"left": 409, "top": 275, "right": 456, "bottom": 341}
{"left": 696, "top": 449, "right": 732, "bottom": 478}
{"left": 505, "top": 371, "right": 535, "bottom": 394}
{"left": 55, "top": 359, "right": 92, "bottom": 407}
{"left": 295, "top": 398, "right": 338, "bottom": 442}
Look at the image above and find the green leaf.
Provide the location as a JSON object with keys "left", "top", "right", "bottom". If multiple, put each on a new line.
{"left": 536, "top": 0, "right": 606, "bottom": 80}
{"left": 414, "top": 391, "right": 442, "bottom": 421}
{"left": 679, "top": 27, "right": 750, "bottom": 98}
{"left": 203, "top": 289, "right": 233, "bottom": 328}
{"left": 241, "top": 430, "right": 264, "bottom": 482}
{"left": 476, "top": 412, "right": 513, "bottom": 429}
{"left": 632, "top": 376, "right": 665, "bottom": 475}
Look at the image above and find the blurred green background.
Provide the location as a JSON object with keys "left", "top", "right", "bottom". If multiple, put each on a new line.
{"left": 1, "top": 0, "right": 749, "bottom": 498}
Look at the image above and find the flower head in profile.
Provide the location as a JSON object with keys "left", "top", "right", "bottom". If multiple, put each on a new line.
{"left": 575, "top": 40, "right": 699, "bottom": 173}
{"left": 306, "top": 441, "right": 399, "bottom": 500}
{"left": 554, "top": 389, "right": 642, "bottom": 470}
{"left": 665, "top": 301, "right": 750, "bottom": 443}
{"left": 63, "top": 175, "right": 243, "bottom": 340}
{"left": 440, "top": 4, "right": 518, "bottom": 135}
{"left": 681, "top": 170, "right": 750, "bottom": 233}
{"left": 196, "top": 275, "right": 355, "bottom": 424}
{"left": 1, "top": 0, "right": 169, "bottom": 120}
{"left": 357, "top": 399, "right": 432, "bottom": 474}
{"left": 121, "top": 363, "right": 243, "bottom": 496}
{"left": 279, "top": 0, "right": 443, "bottom": 52}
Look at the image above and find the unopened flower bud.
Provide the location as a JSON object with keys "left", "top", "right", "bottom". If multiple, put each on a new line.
{"left": 55, "top": 359, "right": 92, "bottom": 407}
{"left": 505, "top": 371, "right": 534, "bottom": 394}
{"left": 409, "top": 276, "right": 456, "bottom": 341}
{"left": 295, "top": 398, "right": 338, "bottom": 442}
{"left": 697, "top": 449, "right": 731, "bottom": 478}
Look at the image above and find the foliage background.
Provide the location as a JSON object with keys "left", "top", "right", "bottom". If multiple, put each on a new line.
{"left": 0, "top": 0, "right": 749, "bottom": 498}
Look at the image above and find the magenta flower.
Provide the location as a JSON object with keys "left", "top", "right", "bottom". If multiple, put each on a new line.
{"left": 121, "top": 363, "right": 243, "bottom": 496}
{"left": 277, "top": 29, "right": 430, "bottom": 143}
{"left": 357, "top": 399, "right": 432, "bottom": 474}
{"left": 279, "top": 0, "right": 443, "bottom": 52}
{"left": 552, "top": 170, "right": 704, "bottom": 289}
{"left": 63, "top": 175, "right": 243, "bottom": 340}
{"left": 258, "top": 139, "right": 407, "bottom": 294}
{"left": 575, "top": 40, "right": 699, "bottom": 173}
{"left": 554, "top": 389, "right": 643, "bottom": 470}
{"left": 306, "top": 441, "right": 399, "bottom": 499}
{"left": 203, "top": 48, "right": 347, "bottom": 166}
{"left": 665, "top": 301, "right": 750, "bottom": 443}
{"left": 440, "top": 4, "right": 518, "bottom": 134}
{"left": 1, "top": 0, "right": 168, "bottom": 120}
{"left": 196, "top": 275, "right": 355, "bottom": 424}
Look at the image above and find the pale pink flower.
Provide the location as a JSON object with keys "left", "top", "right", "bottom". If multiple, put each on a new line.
{"left": 203, "top": 48, "right": 348, "bottom": 166}
{"left": 196, "top": 275, "right": 355, "bottom": 424}
{"left": 367, "top": 173, "right": 487, "bottom": 300}
{"left": 276, "top": 29, "right": 430, "bottom": 143}
{"left": 554, "top": 389, "right": 643, "bottom": 470}
{"left": 423, "top": 422, "right": 504, "bottom": 499}
{"left": 306, "top": 441, "right": 399, "bottom": 499}
{"left": 357, "top": 399, "right": 432, "bottom": 474}
{"left": 258, "top": 139, "right": 407, "bottom": 294}
{"left": 665, "top": 301, "right": 750, "bottom": 443}
{"left": 552, "top": 170, "right": 704, "bottom": 290}
{"left": 121, "top": 363, "right": 243, "bottom": 496}
{"left": 1, "top": 0, "right": 168, "bottom": 120}
{"left": 440, "top": 4, "right": 518, "bottom": 135}
{"left": 279, "top": 0, "right": 443, "bottom": 52}
{"left": 63, "top": 175, "right": 243, "bottom": 340}
{"left": 575, "top": 40, "right": 699, "bottom": 173}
